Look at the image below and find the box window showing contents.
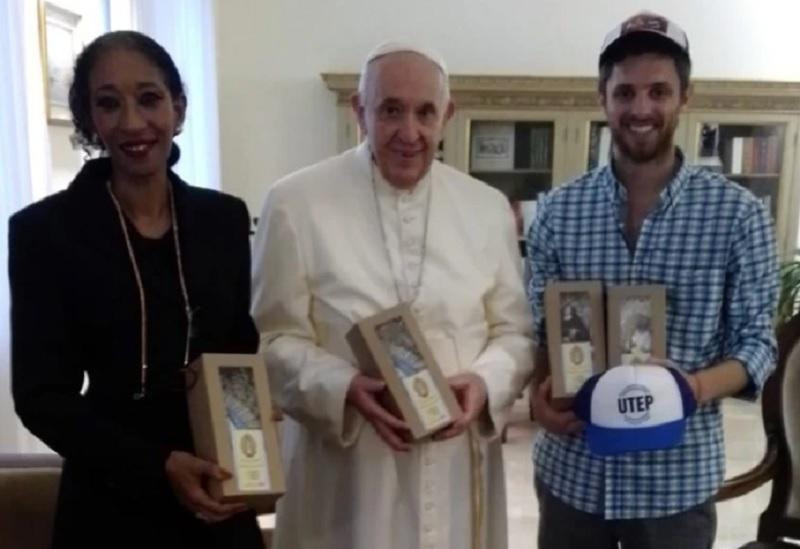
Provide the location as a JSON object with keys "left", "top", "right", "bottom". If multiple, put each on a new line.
{"left": 544, "top": 281, "right": 606, "bottom": 406}
{"left": 347, "top": 304, "right": 461, "bottom": 440}
{"left": 186, "top": 353, "right": 284, "bottom": 513}
{"left": 606, "top": 285, "right": 666, "bottom": 368}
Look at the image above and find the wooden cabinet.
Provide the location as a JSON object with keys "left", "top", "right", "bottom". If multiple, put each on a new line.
{"left": 323, "top": 74, "right": 800, "bottom": 259}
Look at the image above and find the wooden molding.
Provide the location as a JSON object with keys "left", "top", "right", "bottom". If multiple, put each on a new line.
{"left": 322, "top": 73, "right": 800, "bottom": 112}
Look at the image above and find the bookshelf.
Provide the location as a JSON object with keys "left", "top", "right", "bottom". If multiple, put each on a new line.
{"left": 323, "top": 74, "right": 800, "bottom": 259}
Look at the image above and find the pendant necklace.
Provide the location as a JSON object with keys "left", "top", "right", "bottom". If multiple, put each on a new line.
{"left": 369, "top": 163, "right": 432, "bottom": 305}
{"left": 106, "top": 179, "right": 193, "bottom": 400}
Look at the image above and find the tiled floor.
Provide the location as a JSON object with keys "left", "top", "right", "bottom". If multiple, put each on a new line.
{"left": 503, "top": 395, "right": 771, "bottom": 549}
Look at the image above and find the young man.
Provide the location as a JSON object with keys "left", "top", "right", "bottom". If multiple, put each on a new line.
{"left": 527, "top": 13, "right": 778, "bottom": 549}
{"left": 252, "top": 42, "right": 534, "bottom": 549}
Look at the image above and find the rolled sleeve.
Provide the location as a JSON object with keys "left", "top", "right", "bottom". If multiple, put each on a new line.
{"left": 723, "top": 201, "right": 779, "bottom": 398}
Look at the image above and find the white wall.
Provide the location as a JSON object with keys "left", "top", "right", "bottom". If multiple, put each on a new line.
{"left": 214, "top": 0, "right": 800, "bottom": 213}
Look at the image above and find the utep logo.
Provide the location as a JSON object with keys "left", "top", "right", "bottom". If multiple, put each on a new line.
{"left": 617, "top": 384, "right": 655, "bottom": 425}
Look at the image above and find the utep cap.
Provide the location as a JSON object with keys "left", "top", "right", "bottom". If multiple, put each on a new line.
{"left": 600, "top": 12, "right": 690, "bottom": 65}
{"left": 574, "top": 365, "right": 696, "bottom": 456}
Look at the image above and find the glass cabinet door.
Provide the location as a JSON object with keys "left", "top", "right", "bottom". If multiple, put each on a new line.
{"left": 467, "top": 120, "right": 555, "bottom": 248}
{"left": 468, "top": 120, "right": 554, "bottom": 198}
{"left": 695, "top": 122, "right": 784, "bottom": 220}
{"left": 686, "top": 114, "right": 798, "bottom": 260}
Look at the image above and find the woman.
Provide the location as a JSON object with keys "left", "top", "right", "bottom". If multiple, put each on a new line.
{"left": 9, "top": 31, "right": 263, "bottom": 548}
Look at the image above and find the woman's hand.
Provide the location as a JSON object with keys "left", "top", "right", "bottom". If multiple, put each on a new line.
{"left": 164, "top": 451, "right": 248, "bottom": 522}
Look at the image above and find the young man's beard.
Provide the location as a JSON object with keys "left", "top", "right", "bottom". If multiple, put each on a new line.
{"left": 611, "top": 121, "right": 676, "bottom": 164}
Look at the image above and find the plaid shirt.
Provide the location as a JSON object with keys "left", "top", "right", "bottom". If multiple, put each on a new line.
{"left": 527, "top": 152, "right": 778, "bottom": 519}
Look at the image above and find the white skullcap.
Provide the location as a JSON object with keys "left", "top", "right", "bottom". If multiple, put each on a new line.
{"left": 362, "top": 40, "right": 448, "bottom": 77}
{"left": 357, "top": 41, "right": 449, "bottom": 98}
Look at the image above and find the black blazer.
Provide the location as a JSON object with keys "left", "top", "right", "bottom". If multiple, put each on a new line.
{"left": 9, "top": 158, "right": 263, "bottom": 548}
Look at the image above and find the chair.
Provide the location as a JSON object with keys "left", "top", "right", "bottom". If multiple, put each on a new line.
{"left": 716, "top": 312, "right": 800, "bottom": 547}
{"left": 0, "top": 453, "right": 63, "bottom": 549}
{"left": 0, "top": 452, "right": 274, "bottom": 548}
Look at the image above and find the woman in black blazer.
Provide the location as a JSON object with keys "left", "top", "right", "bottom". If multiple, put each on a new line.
{"left": 9, "top": 31, "right": 263, "bottom": 548}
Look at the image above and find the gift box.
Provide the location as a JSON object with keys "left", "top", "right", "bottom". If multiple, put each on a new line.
{"left": 347, "top": 304, "right": 461, "bottom": 440}
{"left": 185, "top": 353, "right": 284, "bottom": 513}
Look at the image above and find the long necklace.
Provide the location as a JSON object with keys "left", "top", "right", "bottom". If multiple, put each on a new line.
{"left": 370, "top": 163, "right": 432, "bottom": 304}
{"left": 106, "top": 180, "right": 192, "bottom": 400}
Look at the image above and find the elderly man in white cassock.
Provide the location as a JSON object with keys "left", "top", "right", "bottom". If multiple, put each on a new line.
{"left": 251, "top": 41, "right": 534, "bottom": 549}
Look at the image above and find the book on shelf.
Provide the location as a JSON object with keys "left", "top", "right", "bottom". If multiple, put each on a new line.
{"left": 759, "top": 194, "right": 772, "bottom": 216}
{"left": 520, "top": 199, "right": 538, "bottom": 238}
{"left": 730, "top": 137, "right": 744, "bottom": 174}
{"left": 726, "top": 135, "right": 780, "bottom": 175}
{"left": 529, "top": 126, "right": 551, "bottom": 170}
{"left": 471, "top": 122, "right": 515, "bottom": 171}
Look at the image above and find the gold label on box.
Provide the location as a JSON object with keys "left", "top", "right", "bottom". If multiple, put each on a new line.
{"left": 230, "top": 428, "right": 270, "bottom": 491}
{"left": 560, "top": 341, "right": 593, "bottom": 394}
{"left": 219, "top": 366, "right": 271, "bottom": 491}
{"left": 403, "top": 370, "right": 451, "bottom": 431}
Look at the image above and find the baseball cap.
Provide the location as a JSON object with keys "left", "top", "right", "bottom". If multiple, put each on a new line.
{"left": 600, "top": 12, "right": 690, "bottom": 64}
{"left": 573, "top": 365, "right": 697, "bottom": 456}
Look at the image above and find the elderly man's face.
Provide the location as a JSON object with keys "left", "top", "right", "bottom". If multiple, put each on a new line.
{"left": 353, "top": 52, "right": 454, "bottom": 189}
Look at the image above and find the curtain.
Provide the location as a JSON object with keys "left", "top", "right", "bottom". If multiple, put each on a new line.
{"left": 0, "top": 0, "right": 52, "bottom": 453}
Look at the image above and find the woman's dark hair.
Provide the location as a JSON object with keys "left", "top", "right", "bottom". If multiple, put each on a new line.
{"left": 68, "top": 30, "right": 186, "bottom": 166}
{"left": 598, "top": 33, "right": 691, "bottom": 96}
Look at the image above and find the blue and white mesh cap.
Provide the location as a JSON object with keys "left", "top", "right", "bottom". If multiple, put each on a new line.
{"left": 573, "top": 365, "right": 697, "bottom": 456}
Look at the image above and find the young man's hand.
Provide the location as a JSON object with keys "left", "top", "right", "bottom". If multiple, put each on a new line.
{"left": 529, "top": 376, "right": 583, "bottom": 435}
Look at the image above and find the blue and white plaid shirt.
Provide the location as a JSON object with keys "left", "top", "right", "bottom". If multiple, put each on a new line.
{"left": 527, "top": 151, "right": 778, "bottom": 519}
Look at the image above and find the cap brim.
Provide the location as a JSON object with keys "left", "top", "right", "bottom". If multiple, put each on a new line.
{"left": 584, "top": 418, "right": 687, "bottom": 456}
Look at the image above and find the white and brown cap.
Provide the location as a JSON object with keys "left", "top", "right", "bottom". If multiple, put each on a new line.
{"left": 600, "top": 12, "right": 690, "bottom": 64}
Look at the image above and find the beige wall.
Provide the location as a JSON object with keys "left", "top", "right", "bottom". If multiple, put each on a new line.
{"left": 213, "top": 0, "right": 800, "bottom": 214}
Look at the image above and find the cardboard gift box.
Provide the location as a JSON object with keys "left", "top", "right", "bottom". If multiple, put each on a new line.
{"left": 186, "top": 353, "right": 284, "bottom": 513}
{"left": 347, "top": 304, "right": 461, "bottom": 440}
{"left": 544, "top": 281, "right": 606, "bottom": 405}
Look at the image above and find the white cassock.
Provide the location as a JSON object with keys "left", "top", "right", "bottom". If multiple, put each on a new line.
{"left": 251, "top": 142, "right": 534, "bottom": 549}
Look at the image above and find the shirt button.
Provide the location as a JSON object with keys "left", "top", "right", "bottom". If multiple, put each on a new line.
{"left": 424, "top": 525, "right": 433, "bottom": 533}
{"left": 424, "top": 502, "right": 434, "bottom": 511}
{"left": 402, "top": 215, "right": 414, "bottom": 223}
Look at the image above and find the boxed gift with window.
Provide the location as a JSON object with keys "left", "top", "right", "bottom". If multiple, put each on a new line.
{"left": 347, "top": 304, "right": 461, "bottom": 439}
{"left": 185, "top": 353, "right": 284, "bottom": 513}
